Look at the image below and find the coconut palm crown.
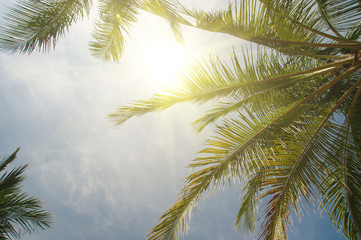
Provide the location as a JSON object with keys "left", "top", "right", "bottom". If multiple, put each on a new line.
{"left": 0, "top": 148, "right": 52, "bottom": 239}
{"left": 0, "top": 0, "right": 361, "bottom": 240}
{"left": 109, "top": 1, "right": 361, "bottom": 239}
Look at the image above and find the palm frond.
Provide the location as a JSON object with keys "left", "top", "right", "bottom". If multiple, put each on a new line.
{"left": 0, "top": 149, "right": 52, "bottom": 239}
{"left": 141, "top": 0, "right": 191, "bottom": 42}
{"left": 148, "top": 99, "right": 325, "bottom": 240}
{"left": 0, "top": 0, "right": 91, "bottom": 53}
{"left": 191, "top": 48, "right": 355, "bottom": 132}
{"left": 182, "top": 0, "right": 361, "bottom": 58}
{"left": 320, "top": 84, "right": 361, "bottom": 240}
{"left": 321, "top": 146, "right": 361, "bottom": 240}
{"left": 233, "top": 171, "right": 262, "bottom": 234}
{"left": 89, "top": 0, "right": 139, "bottom": 61}
{"left": 89, "top": 0, "right": 191, "bottom": 61}
{"left": 0, "top": 148, "right": 20, "bottom": 173}
{"left": 316, "top": 0, "right": 361, "bottom": 37}
{"left": 147, "top": 57, "right": 361, "bottom": 240}
{"left": 0, "top": 192, "right": 52, "bottom": 238}
{"left": 109, "top": 53, "right": 250, "bottom": 126}
{"left": 346, "top": 21, "right": 361, "bottom": 41}
{"left": 192, "top": 66, "right": 331, "bottom": 132}
{"left": 110, "top": 48, "right": 353, "bottom": 126}
{"left": 259, "top": 74, "right": 361, "bottom": 239}
{"left": 259, "top": 0, "right": 356, "bottom": 43}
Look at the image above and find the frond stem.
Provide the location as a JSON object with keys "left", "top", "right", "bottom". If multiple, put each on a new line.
{"left": 190, "top": 22, "right": 361, "bottom": 49}
{"left": 229, "top": 32, "right": 361, "bottom": 49}
{"left": 316, "top": 0, "right": 345, "bottom": 40}
{"left": 343, "top": 82, "right": 361, "bottom": 237}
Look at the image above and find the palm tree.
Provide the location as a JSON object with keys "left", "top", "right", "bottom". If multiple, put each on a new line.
{"left": 107, "top": 1, "right": 361, "bottom": 239}
{"left": 0, "top": 148, "right": 52, "bottom": 239}
{"left": 1, "top": 0, "right": 361, "bottom": 239}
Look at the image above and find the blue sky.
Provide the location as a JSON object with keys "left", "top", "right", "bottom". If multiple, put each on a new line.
{"left": 0, "top": 0, "right": 347, "bottom": 239}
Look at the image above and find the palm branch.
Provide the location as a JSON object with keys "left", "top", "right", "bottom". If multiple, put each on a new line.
{"left": 0, "top": 148, "right": 52, "bottom": 239}
{"left": 0, "top": 0, "right": 92, "bottom": 53}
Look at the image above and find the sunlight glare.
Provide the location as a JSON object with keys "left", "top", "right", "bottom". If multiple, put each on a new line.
{"left": 145, "top": 42, "right": 190, "bottom": 84}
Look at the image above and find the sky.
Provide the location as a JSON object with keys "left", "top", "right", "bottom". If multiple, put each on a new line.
{"left": 0, "top": 0, "right": 347, "bottom": 239}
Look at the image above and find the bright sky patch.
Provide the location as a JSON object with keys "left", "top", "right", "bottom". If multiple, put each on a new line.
{"left": 144, "top": 41, "right": 190, "bottom": 84}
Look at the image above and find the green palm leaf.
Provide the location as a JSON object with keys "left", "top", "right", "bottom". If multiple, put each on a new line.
{"left": 0, "top": 149, "right": 52, "bottom": 239}
{"left": 233, "top": 170, "right": 262, "bottom": 234}
{"left": 182, "top": 0, "right": 361, "bottom": 57}
{"left": 317, "top": 0, "right": 361, "bottom": 36}
{"left": 89, "top": 0, "right": 188, "bottom": 61}
{"left": 258, "top": 74, "right": 361, "bottom": 239}
{"left": 89, "top": 0, "right": 139, "bottom": 62}
{"left": 147, "top": 98, "right": 328, "bottom": 239}
{"left": 320, "top": 84, "right": 361, "bottom": 240}
{"left": 141, "top": 0, "right": 191, "bottom": 42}
{"left": 110, "top": 49, "right": 353, "bottom": 126}
{"left": 0, "top": 0, "right": 91, "bottom": 53}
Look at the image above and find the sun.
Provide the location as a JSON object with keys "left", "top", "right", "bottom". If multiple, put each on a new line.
{"left": 145, "top": 42, "right": 190, "bottom": 84}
